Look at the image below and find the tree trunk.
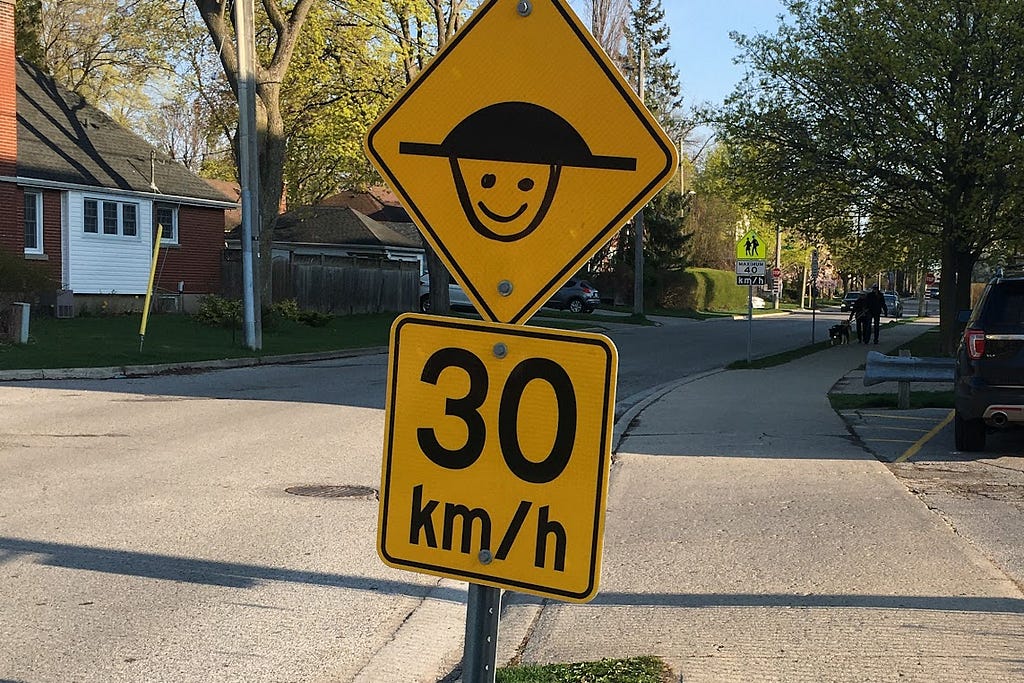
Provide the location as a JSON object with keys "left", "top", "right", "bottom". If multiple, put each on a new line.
{"left": 938, "top": 238, "right": 977, "bottom": 355}
{"left": 425, "top": 244, "right": 451, "bottom": 315}
{"left": 257, "top": 83, "right": 287, "bottom": 305}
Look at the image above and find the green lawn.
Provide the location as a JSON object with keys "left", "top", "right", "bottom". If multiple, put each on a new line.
{"left": 0, "top": 309, "right": 634, "bottom": 371}
{"left": 0, "top": 312, "right": 400, "bottom": 370}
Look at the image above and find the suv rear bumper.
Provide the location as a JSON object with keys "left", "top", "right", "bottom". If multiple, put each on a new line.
{"left": 956, "top": 376, "right": 1024, "bottom": 422}
{"left": 982, "top": 405, "right": 1024, "bottom": 426}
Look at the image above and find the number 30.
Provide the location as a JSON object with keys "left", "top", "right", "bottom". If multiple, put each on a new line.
{"left": 416, "top": 347, "right": 577, "bottom": 484}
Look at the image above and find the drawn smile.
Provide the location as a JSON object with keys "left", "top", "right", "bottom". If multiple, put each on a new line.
{"left": 477, "top": 201, "right": 528, "bottom": 223}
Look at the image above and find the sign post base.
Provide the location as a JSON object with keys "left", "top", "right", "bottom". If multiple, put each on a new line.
{"left": 463, "top": 583, "right": 501, "bottom": 683}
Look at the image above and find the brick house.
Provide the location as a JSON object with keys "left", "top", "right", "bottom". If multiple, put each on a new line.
{"left": 0, "top": 0, "right": 235, "bottom": 314}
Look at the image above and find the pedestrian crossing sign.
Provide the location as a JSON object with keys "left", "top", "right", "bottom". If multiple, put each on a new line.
{"left": 736, "top": 230, "right": 766, "bottom": 260}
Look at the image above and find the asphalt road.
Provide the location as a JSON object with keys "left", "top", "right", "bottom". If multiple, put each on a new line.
{"left": 1, "top": 303, "right": 1015, "bottom": 682}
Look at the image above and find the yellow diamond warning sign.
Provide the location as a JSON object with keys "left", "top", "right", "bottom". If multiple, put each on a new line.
{"left": 365, "top": 0, "right": 677, "bottom": 324}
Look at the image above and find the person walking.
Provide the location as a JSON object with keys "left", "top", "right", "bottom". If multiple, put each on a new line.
{"left": 864, "top": 284, "right": 889, "bottom": 344}
{"left": 848, "top": 293, "right": 869, "bottom": 344}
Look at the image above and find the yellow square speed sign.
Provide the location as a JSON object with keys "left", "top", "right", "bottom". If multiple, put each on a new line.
{"left": 378, "top": 314, "right": 617, "bottom": 602}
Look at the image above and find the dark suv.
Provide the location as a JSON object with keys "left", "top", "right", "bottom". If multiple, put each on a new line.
{"left": 954, "top": 268, "right": 1024, "bottom": 451}
{"left": 545, "top": 279, "right": 600, "bottom": 314}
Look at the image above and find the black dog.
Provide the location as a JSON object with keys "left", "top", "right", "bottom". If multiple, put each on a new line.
{"left": 829, "top": 321, "right": 851, "bottom": 345}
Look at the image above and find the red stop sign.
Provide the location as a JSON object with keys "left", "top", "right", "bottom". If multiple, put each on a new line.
{"left": 771, "top": 267, "right": 782, "bottom": 278}
{"left": 925, "top": 273, "right": 936, "bottom": 285}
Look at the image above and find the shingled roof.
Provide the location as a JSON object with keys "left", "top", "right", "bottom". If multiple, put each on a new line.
{"left": 15, "top": 59, "right": 232, "bottom": 204}
{"left": 268, "top": 206, "right": 421, "bottom": 249}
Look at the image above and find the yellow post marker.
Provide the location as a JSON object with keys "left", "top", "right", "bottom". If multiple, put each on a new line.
{"left": 139, "top": 224, "right": 162, "bottom": 350}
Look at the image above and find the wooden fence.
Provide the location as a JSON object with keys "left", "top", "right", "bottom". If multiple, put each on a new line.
{"left": 222, "top": 253, "right": 420, "bottom": 314}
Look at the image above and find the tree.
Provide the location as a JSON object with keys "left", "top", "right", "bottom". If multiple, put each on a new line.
{"left": 14, "top": 0, "right": 45, "bottom": 68}
{"left": 583, "top": 0, "right": 628, "bottom": 59}
{"left": 281, "top": 1, "right": 404, "bottom": 205}
{"left": 195, "top": 0, "right": 320, "bottom": 302}
{"left": 369, "top": 0, "right": 476, "bottom": 316}
{"left": 717, "top": 0, "right": 1024, "bottom": 351}
{"left": 33, "top": 0, "right": 184, "bottom": 123}
{"left": 683, "top": 145, "right": 742, "bottom": 270}
{"left": 624, "top": 0, "right": 682, "bottom": 135}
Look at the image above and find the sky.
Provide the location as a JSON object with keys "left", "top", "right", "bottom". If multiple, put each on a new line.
{"left": 663, "top": 1, "right": 788, "bottom": 111}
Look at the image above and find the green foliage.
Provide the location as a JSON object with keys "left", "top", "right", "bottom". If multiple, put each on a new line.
{"left": 716, "top": 0, "right": 1024, "bottom": 349}
{"left": 281, "top": 2, "right": 401, "bottom": 204}
{"left": 644, "top": 188, "right": 692, "bottom": 271}
{"left": 194, "top": 295, "right": 242, "bottom": 329}
{"left": 259, "top": 300, "right": 332, "bottom": 329}
{"left": 33, "top": 0, "right": 188, "bottom": 121}
{"left": 0, "top": 247, "right": 53, "bottom": 302}
{"left": 656, "top": 268, "right": 750, "bottom": 312}
{"left": 14, "top": 0, "right": 46, "bottom": 68}
{"left": 271, "top": 298, "right": 301, "bottom": 321}
{"left": 625, "top": 0, "right": 683, "bottom": 134}
{"left": 0, "top": 312, "right": 401, "bottom": 370}
{"left": 297, "top": 310, "right": 332, "bottom": 327}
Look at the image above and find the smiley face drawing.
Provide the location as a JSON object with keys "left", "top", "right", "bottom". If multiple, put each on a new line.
{"left": 400, "top": 102, "right": 637, "bottom": 243}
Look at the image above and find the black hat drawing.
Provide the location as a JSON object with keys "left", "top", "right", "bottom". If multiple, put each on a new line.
{"left": 400, "top": 101, "right": 637, "bottom": 242}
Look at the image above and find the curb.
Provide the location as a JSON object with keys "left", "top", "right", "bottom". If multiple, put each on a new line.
{"left": 0, "top": 347, "right": 387, "bottom": 382}
{"left": 612, "top": 368, "right": 726, "bottom": 454}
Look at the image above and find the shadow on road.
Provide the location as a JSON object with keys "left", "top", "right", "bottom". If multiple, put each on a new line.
{"left": 3, "top": 535, "right": 1023, "bottom": 614}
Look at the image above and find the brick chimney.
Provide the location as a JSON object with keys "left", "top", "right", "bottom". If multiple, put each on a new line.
{"left": 0, "top": 0, "right": 15, "bottom": 177}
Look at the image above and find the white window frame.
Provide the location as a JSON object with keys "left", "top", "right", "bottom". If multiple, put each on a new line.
{"left": 83, "top": 197, "right": 141, "bottom": 239}
{"left": 24, "top": 191, "right": 43, "bottom": 254}
{"left": 153, "top": 202, "right": 179, "bottom": 245}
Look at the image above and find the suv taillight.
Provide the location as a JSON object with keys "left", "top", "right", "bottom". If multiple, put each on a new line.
{"left": 965, "top": 328, "right": 986, "bottom": 359}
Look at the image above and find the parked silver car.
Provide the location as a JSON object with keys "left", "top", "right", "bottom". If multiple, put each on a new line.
{"left": 418, "top": 274, "right": 473, "bottom": 312}
{"left": 419, "top": 275, "right": 600, "bottom": 314}
{"left": 883, "top": 293, "right": 903, "bottom": 318}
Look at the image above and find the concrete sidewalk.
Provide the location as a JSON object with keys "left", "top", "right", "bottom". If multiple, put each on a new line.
{"left": 493, "top": 319, "right": 1024, "bottom": 682}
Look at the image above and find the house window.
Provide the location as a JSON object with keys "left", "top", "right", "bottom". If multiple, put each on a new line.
{"left": 123, "top": 204, "right": 137, "bottom": 236}
{"left": 23, "top": 191, "right": 42, "bottom": 253}
{"left": 154, "top": 203, "right": 178, "bottom": 244}
{"left": 103, "top": 202, "right": 118, "bottom": 234}
{"left": 84, "top": 199, "right": 98, "bottom": 233}
{"left": 83, "top": 198, "right": 140, "bottom": 238}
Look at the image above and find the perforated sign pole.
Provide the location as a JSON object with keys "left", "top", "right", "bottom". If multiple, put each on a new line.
{"left": 465, "top": 583, "right": 501, "bottom": 683}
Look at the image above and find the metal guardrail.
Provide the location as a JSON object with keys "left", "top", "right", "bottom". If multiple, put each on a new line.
{"left": 863, "top": 350, "right": 955, "bottom": 409}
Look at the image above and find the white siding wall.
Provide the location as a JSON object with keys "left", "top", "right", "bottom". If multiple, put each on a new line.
{"left": 66, "top": 190, "right": 153, "bottom": 294}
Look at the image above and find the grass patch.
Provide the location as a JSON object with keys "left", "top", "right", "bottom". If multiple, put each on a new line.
{"left": 890, "top": 327, "right": 947, "bottom": 358}
{"left": 497, "top": 656, "right": 673, "bottom": 683}
{"left": 727, "top": 324, "right": 943, "bottom": 371}
{"left": 0, "top": 309, "right": 645, "bottom": 371}
{"left": 727, "top": 340, "right": 833, "bottom": 369}
{"left": 829, "top": 390, "right": 954, "bottom": 410}
{"left": 0, "top": 312, "right": 399, "bottom": 370}
{"left": 533, "top": 310, "right": 657, "bottom": 326}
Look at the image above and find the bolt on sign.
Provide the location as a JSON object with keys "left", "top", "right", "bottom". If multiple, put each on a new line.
{"left": 365, "top": 0, "right": 677, "bottom": 324}
{"left": 377, "top": 315, "right": 617, "bottom": 602}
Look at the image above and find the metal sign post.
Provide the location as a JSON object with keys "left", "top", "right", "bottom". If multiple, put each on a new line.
{"left": 810, "top": 249, "right": 819, "bottom": 343}
{"left": 464, "top": 584, "right": 501, "bottom": 683}
{"left": 367, "top": 1, "right": 675, "bottom": 678}
{"left": 747, "top": 284, "right": 753, "bottom": 364}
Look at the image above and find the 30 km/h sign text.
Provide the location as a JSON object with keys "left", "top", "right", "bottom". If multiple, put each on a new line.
{"left": 378, "top": 315, "right": 617, "bottom": 602}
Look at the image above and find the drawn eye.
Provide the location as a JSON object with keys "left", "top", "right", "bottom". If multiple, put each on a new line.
{"left": 517, "top": 178, "right": 535, "bottom": 192}
{"left": 481, "top": 174, "right": 496, "bottom": 188}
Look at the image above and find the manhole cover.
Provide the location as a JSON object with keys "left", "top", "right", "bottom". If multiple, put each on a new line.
{"left": 285, "top": 485, "right": 378, "bottom": 500}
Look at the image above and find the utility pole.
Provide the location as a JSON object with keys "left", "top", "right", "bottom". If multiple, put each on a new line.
{"left": 632, "top": 46, "right": 645, "bottom": 316}
{"left": 774, "top": 225, "right": 781, "bottom": 310}
{"left": 235, "top": 0, "right": 261, "bottom": 350}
